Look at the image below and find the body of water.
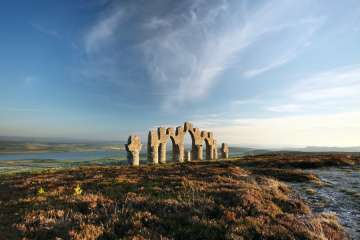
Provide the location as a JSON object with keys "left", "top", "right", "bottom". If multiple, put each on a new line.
{"left": 0, "top": 147, "right": 246, "bottom": 162}
{"left": 0, "top": 150, "right": 127, "bottom": 161}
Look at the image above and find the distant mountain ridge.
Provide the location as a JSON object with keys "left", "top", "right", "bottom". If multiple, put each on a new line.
{"left": 296, "top": 146, "right": 360, "bottom": 152}
{"left": 230, "top": 146, "right": 360, "bottom": 155}
{"left": 0, "top": 136, "right": 125, "bottom": 144}
{"left": 1, "top": 136, "right": 359, "bottom": 153}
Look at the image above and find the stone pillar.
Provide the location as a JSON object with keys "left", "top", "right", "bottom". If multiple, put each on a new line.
{"left": 209, "top": 145, "right": 215, "bottom": 160}
{"left": 221, "top": 143, "right": 229, "bottom": 159}
{"left": 125, "top": 135, "right": 142, "bottom": 166}
{"left": 205, "top": 146, "right": 210, "bottom": 160}
{"left": 151, "top": 145, "right": 159, "bottom": 164}
{"left": 186, "top": 151, "right": 192, "bottom": 162}
{"left": 213, "top": 148, "right": 218, "bottom": 160}
{"left": 197, "top": 145, "right": 203, "bottom": 160}
{"left": 178, "top": 144, "right": 185, "bottom": 163}
{"left": 159, "top": 143, "right": 167, "bottom": 164}
{"left": 147, "top": 130, "right": 159, "bottom": 164}
{"left": 172, "top": 145, "right": 177, "bottom": 161}
{"left": 213, "top": 142, "right": 218, "bottom": 160}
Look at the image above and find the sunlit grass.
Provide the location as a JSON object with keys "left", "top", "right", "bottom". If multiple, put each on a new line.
{"left": 0, "top": 154, "right": 354, "bottom": 239}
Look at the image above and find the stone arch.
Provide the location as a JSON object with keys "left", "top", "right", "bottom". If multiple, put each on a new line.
{"left": 147, "top": 121, "right": 219, "bottom": 164}
{"left": 183, "top": 129, "right": 195, "bottom": 161}
{"left": 200, "top": 130, "right": 216, "bottom": 160}
{"left": 164, "top": 134, "right": 177, "bottom": 162}
{"left": 147, "top": 130, "right": 159, "bottom": 164}
{"left": 202, "top": 137, "right": 211, "bottom": 160}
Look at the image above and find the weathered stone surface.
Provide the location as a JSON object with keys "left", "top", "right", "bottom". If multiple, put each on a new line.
{"left": 125, "top": 122, "right": 222, "bottom": 165}
{"left": 147, "top": 122, "right": 218, "bottom": 164}
{"left": 125, "top": 135, "right": 142, "bottom": 166}
{"left": 221, "top": 143, "right": 229, "bottom": 159}
{"left": 186, "top": 151, "right": 191, "bottom": 162}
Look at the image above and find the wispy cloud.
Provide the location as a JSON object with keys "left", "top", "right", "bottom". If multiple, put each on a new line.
{"left": 263, "top": 64, "right": 360, "bottom": 113}
{"left": 242, "top": 18, "right": 322, "bottom": 78}
{"left": 266, "top": 104, "right": 304, "bottom": 113}
{"left": 85, "top": 8, "right": 124, "bottom": 54}
{"left": 290, "top": 64, "right": 360, "bottom": 101}
{"left": 143, "top": 17, "right": 171, "bottom": 30}
{"left": 142, "top": 0, "right": 324, "bottom": 109}
{"left": 193, "top": 112, "right": 360, "bottom": 147}
{"left": 31, "top": 23, "right": 61, "bottom": 39}
{"left": 243, "top": 53, "right": 297, "bottom": 78}
{"left": 82, "top": 0, "right": 325, "bottom": 111}
{"left": 229, "top": 98, "right": 264, "bottom": 109}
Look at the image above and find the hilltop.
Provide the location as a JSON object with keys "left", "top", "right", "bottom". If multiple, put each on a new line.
{"left": 0, "top": 153, "right": 355, "bottom": 239}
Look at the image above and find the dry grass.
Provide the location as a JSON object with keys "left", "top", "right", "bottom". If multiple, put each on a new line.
{"left": 0, "top": 157, "right": 349, "bottom": 239}
{"left": 237, "top": 152, "right": 360, "bottom": 169}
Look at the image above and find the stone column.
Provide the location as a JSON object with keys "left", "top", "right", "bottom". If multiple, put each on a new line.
{"left": 178, "top": 144, "right": 185, "bottom": 163}
{"left": 213, "top": 140, "right": 218, "bottom": 160}
{"left": 147, "top": 130, "right": 159, "bottom": 164}
{"left": 172, "top": 144, "right": 179, "bottom": 161}
{"left": 191, "top": 145, "right": 197, "bottom": 161}
{"left": 208, "top": 145, "right": 215, "bottom": 160}
{"left": 125, "top": 135, "right": 142, "bottom": 166}
{"left": 197, "top": 145, "right": 203, "bottom": 160}
{"left": 186, "top": 151, "right": 192, "bottom": 162}
{"left": 221, "top": 143, "right": 229, "bottom": 159}
{"left": 150, "top": 145, "right": 159, "bottom": 164}
{"left": 159, "top": 143, "right": 167, "bottom": 164}
{"left": 205, "top": 146, "right": 210, "bottom": 160}
{"left": 213, "top": 147, "right": 218, "bottom": 160}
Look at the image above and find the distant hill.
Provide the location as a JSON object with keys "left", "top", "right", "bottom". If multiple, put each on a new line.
{"left": 230, "top": 145, "right": 360, "bottom": 156}
{"left": 298, "top": 146, "right": 360, "bottom": 152}
{"left": 0, "top": 136, "right": 126, "bottom": 153}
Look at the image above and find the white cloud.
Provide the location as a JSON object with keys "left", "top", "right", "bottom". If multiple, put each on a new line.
{"left": 194, "top": 112, "right": 360, "bottom": 147}
{"left": 267, "top": 104, "right": 304, "bottom": 113}
{"left": 259, "top": 64, "right": 360, "bottom": 114}
{"left": 243, "top": 54, "right": 296, "bottom": 78}
{"left": 142, "top": 0, "right": 323, "bottom": 109}
{"left": 242, "top": 18, "right": 323, "bottom": 78}
{"left": 81, "top": 0, "right": 328, "bottom": 112}
{"left": 31, "top": 23, "right": 61, "bottom": 39}
{"left": 85, "top": 8, "right": 124, "bottom": 54}
{"left": 143, "top": 17, "right": 171, "bottom": 30}
{"left": 290, "top": 64, "right": 360, "bottom": 102}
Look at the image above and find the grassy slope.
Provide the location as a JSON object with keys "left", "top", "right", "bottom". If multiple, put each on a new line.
{"left": 0, "top": 155, "right": 352, "bottom": 240}
{"left": 0, "top": 157, "right": 127, "bottom": 175}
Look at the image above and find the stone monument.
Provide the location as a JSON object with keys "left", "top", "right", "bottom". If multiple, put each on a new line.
{"left": 125, "top": 122, "right": 229, "bottom": 166}
{"left": 221, "top": 143, "right": 229, "bottom": 159}
{"left": 125, "top": 135, "right": 142, "bottom": 166}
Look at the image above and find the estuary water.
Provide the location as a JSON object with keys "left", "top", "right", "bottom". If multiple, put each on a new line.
{"left": 0, "top": 147, "right": 246, "bottom": 161}
{"left": 0, "top": 150, "right": 127, "bottom": 161}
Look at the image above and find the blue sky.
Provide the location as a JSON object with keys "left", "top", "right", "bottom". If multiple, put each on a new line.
{"left": 1, "top": 0, "right": 360, "bottom": 147}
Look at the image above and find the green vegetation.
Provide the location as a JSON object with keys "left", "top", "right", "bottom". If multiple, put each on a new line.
{"left": 0, "top": 155, "right": 350, "bottom": 240}
{"left": 0, "top": 157, "right": 127, "bottom": 175}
